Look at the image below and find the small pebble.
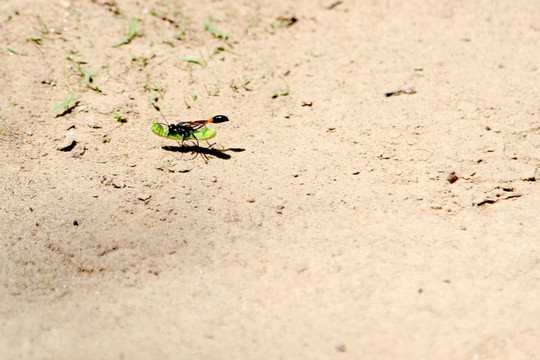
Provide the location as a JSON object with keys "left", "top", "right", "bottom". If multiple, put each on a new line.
{"left": 447, "top": 171, "right": 459, "bottom": 184}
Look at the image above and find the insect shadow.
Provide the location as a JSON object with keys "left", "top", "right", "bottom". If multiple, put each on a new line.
{"left": 162, "top": 145, "right": 245, "bottom": 160}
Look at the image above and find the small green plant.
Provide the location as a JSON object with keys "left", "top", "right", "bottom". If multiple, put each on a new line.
{"left": 241, "top": 76, "right": 251, "bottom": 90}
{"left": 65, "top": 52, "right": 101, "bottom": 92}
{"left": 113, "top": 18, "right": 140, "bottom": 47}
{"left": 52, "top": 91, "right": 77, "bottom": 114}
{"left": 143, "top": 76, "right": 164, "bottom": 105}
{"left": 81, "top": 70, "right": 100, "bottom": 91}
{"left": 130, "top": 51, "right": 155, "bottom": 68}
{"left": 159, "top": 34, "right": 174, "bottom": 47}
{"left": 270, "top": 89, "right": 289, "bottom": 98}
{"left": 204, "top": 21, "right": 228, "bottom": 40}
{"left": 149, "top": 91, "right": 159, "bottom": 105}
{"left": 271, "top": 77, "right": 290, "bottom": 98}
{"left": 112, "top": 111, "right": 127, "bottom": 123}
{"left": 7, "top": 46, "right": 18, "bottom": 54}
{"left": 205, "top": 85, "right": 219, "bottom": 96}
{"left": 27, "top": 32, "right": 42, "bottom": 44}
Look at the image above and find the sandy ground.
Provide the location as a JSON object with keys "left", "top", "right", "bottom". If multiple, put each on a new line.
{"left": 1, "top": 0, "right": 539, "bottom": 359}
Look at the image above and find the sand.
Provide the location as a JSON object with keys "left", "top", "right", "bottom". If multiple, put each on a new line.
{"left": 1, "top": 0, "right": 539, "bottom": 359}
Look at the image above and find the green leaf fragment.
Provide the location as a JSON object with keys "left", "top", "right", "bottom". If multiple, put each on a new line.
{"left": 150, "top": 122, "right": 217, "bottom": 141}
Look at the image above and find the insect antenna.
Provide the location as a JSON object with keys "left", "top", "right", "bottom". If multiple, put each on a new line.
{"left": 157, "top": 110, "right": 171, "bottom": 127}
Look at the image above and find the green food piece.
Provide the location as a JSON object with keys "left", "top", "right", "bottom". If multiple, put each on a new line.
{"left": 150, "top": 122, "right": 217, "bottom": 141}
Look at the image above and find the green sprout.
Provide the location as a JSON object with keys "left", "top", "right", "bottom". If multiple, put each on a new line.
{"left": 65, "top": 52, "right": 101, "bottom": 92}
{"left": 112, "top": 111, "right": 127, "bottom": 123}
{"left": 7, "top": 46, "right": 18, "bottom": 54}
{"left": 174, "top": 24, "right": 187, "bottom": 40}
{"left": 159, "top": 34, "right": 174, "bottom": 47}
{"left": 52, "top": 91, "right": 77, "bottom": 114}
{"left": 271, "top": 77, "right": 290, "bottom": 98}
{"left": 130, "top": 51, "right": 155, "bottom": 68}
{"left": 149, "top": 91, "right": 159, "bottom": 104}
{"left": 151, "top": 9, "right": 164, "bottom": 17}
{"left": 241, "top": 76, "right": 252, "bottom": 90}
{"left": 205, "top": 85, "right": 219, "bottom": 96}
{"left": 270, "top": 90, "right": 289, "bottom": 99}
{"left": 204, "top": 21, "right": 228, "bottom": 40}
{"left": 113, "top": 18, "right": 140, "bottom": 47}
{"left": 27, "top": 32, "right": 42, "bottom": 44}
{"left": 144, "top": 76, "right": 164, "bottom": 105}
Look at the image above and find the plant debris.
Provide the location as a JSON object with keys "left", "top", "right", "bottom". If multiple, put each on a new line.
{"left": 385, "top": 87, "right": 416, "bottom": 97}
